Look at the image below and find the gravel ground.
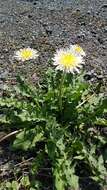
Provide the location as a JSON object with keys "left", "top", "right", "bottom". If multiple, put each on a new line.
{"left": 0, "top": 0, "right": 107, "bottom": 189}
{"left": 0, "top": 0, "right": 107, "bottom": 88}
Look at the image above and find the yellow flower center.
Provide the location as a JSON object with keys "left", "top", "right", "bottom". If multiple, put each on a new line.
{"left": 20, "top": 49, "right": 33, "bottom": 60}
{"left": 60, "top": 53, "right": 78, "bottom": 68}
{"left": 75, "top": 45, "right": 83, "bottom": 53}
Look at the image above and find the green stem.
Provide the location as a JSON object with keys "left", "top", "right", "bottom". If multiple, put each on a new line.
{"left": 59, "top": 72, "right": 66, "bottom": 114}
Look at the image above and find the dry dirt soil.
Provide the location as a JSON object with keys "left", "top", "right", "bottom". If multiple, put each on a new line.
{"left": 0, "top": 0, "right": 107, "bottom": 87}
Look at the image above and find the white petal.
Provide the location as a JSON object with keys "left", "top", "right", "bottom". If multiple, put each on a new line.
{"left": 74, "top": 67, "right": 80, "bottom": 73}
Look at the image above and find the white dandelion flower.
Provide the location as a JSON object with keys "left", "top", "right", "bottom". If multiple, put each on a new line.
{"left": 14, "top": 47, "right": 39, "bottom": 62}
{"left": 53, "top": 47, "right": 85, "bottom": 74}
{"left": 70, "top": 44, "right": 86, "bottom": 57}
